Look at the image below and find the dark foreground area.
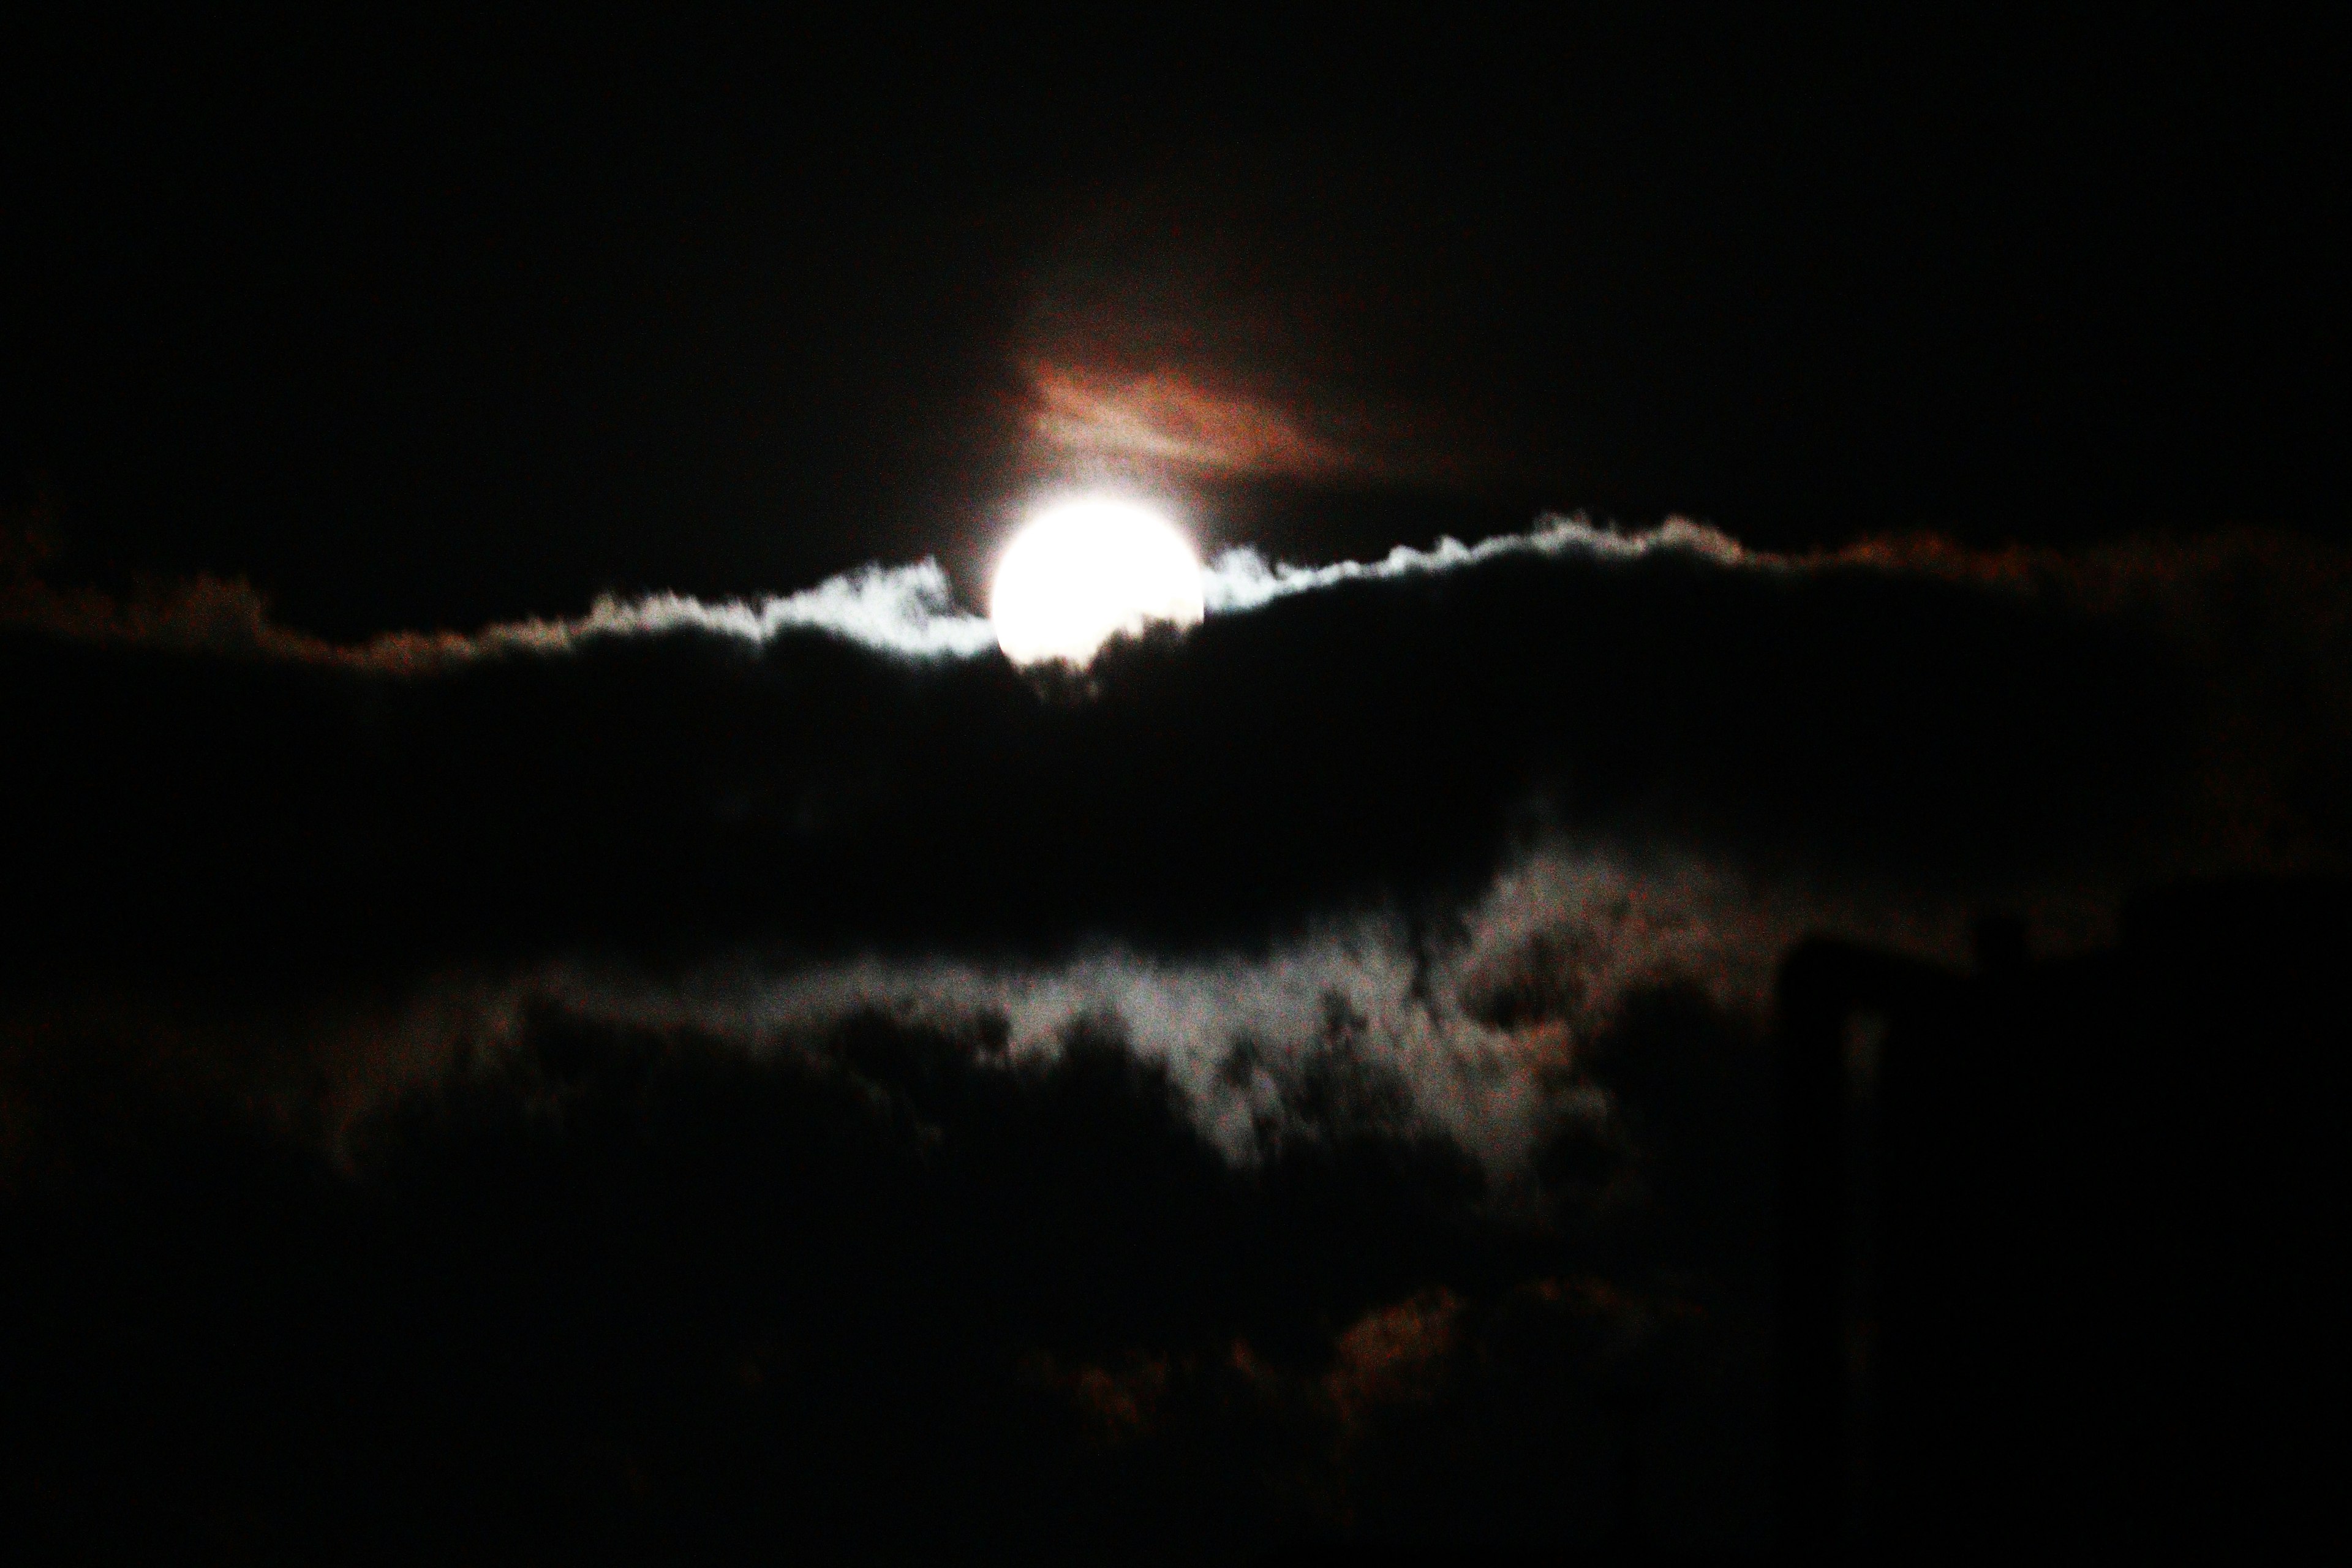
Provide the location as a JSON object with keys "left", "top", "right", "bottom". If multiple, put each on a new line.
{"left": 1779, "top": 878, "right": 2350, "bottom": 1557}
{"left": 2, "top": 878, "right": 2343, "bottom": 1562}
{"left": 2, "top": 990, "right": 1773, "bottom": 1562}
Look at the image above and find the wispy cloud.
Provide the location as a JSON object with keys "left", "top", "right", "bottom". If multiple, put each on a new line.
{"left": 1026, "top": 363, "right": 1364, "bottom": 481}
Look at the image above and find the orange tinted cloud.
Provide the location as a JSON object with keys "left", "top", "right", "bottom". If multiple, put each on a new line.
{"left": 1026, "top": 362, "right": 1362, "bottom": 481}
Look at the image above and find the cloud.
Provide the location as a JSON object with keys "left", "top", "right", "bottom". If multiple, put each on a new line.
{"left": 1199, "top": 513, "right": 1746, "bottom": 612}
{"left": 0, "top": 510, "right": 1746, "bottom": 665}
{"left": 491, "top": 840, "right": 1893, "bottom": 1182}
{"left": 6, "top": 517, "right": 2340, "bottom": 1002}
{"left": 5, "top": 503, "right": 2295, "bottom": 1233}
{"left": 1026, "top": 363, "right": 1365, "bottom": 481}
{"left": 0, "top": 981, "right": 1778, "bottom": 1557}
{"left": 510, "top": 562, "right": 1001, "bottom": 660}
{"left": 2, "top": 535, "right": 997, "bottom": 666}
{"left": 10, "top": 487, "right": 2332, "bottom": 1557}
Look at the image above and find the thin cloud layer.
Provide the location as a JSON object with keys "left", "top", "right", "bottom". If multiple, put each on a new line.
{"left": 5, "top": 513, "right": 1751, "bottom": 664}
{"left": 1200, "top": 514, "right": 1746, "bottom": 613}
{"left": 1, "top": 534, "right": 998, "bottom": 665}
{"left": 1026, "top": 363, "right": 1365, "bottom": 482}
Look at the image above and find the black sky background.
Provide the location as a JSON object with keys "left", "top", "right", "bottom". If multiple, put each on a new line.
{"left": 6, "top": 12, "right": 2343, "bottom": 637}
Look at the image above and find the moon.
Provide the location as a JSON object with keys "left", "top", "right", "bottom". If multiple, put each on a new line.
{"left": 990, "top": 497, "right": 1206, "bottom": 666}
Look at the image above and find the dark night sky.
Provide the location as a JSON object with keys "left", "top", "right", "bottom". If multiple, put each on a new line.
{"left": 6, "top": 13, "right": 2342, "bottom": 635}
{"left": 4, "top": 14, "right": 2349, "bottom": 1562}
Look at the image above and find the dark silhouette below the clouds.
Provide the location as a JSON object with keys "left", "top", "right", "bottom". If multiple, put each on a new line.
{"left": 1777, "top": 876, "right": 2350, "bottom": 1555}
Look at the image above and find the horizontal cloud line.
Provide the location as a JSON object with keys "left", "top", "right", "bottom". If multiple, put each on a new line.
{"left": 421, "top": 516, "right": 1760, "bottom": 664}
{"left": 7, "top": 516, "right": 1763, "bottom": 666}
{"left": 1201, "top": 514, "right": 1749, "bottom": 614}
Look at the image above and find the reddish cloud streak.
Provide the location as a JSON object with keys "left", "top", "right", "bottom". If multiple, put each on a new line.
{"left": 1026, "top": 362, "right": 1362, "bottom": 482}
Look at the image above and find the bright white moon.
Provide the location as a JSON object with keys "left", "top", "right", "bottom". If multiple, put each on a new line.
{"left": 990, "top": 497, "right": 1205, "bottom": 666}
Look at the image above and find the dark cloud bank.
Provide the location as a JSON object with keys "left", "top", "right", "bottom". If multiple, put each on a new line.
{"left": 4, "top": 995, "right": 1777, "bottom": 1561}
{"left": 4, "top": 522, "right": 2346, "bottom": 1559}
{"left": 9, "top": 521, "right": 2338, "bottom": 986}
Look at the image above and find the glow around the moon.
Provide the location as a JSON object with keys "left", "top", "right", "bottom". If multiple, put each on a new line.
{"left": 990, "top": 497, "right": 1206, "bottom": 666}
